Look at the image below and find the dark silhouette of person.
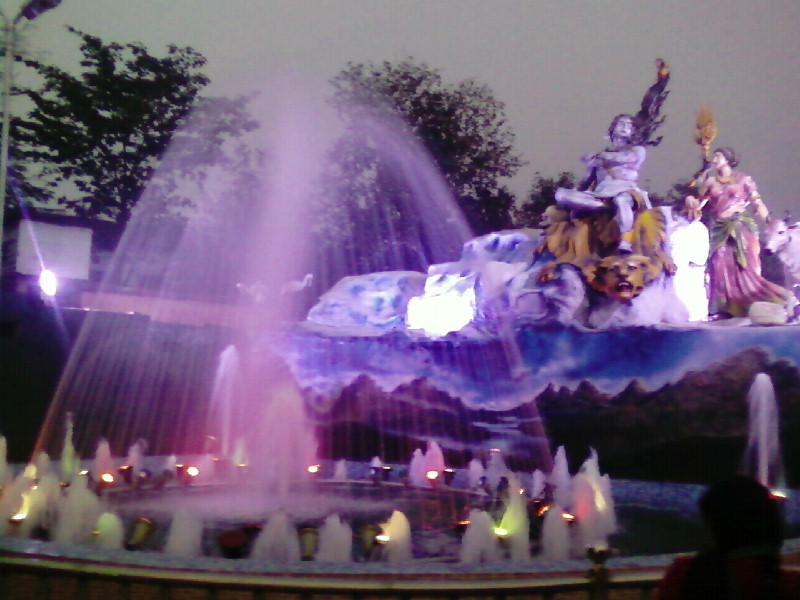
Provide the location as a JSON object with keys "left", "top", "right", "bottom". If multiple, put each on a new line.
{"left": 656, "top": 476, "right": 800, "bottom": 599}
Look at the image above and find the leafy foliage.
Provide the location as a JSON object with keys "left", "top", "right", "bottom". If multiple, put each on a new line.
{"left": 513, "top": 171, "right": 576, "bottom": 228}
{"left": 320, "top": 59, "right": 523, "bottom": 239}
{"left": 9, "top": 27, "right": 258, "bottom": 237}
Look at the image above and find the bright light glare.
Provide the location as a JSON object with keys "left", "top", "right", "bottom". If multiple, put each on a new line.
{"left": 375, "top": 533, "right": 390, "bottom": 543}
{"left": 186, "top": 466, "right": 200, "bottom": 477}
{"left": 39, "top": 269, "right": 58, "bottom": 296}
{"left": 494, "top": 527, "right": 508, "bottom": 537}
{"left": 11, "top": 490, "right": 32, "bottom": 522}
{"left": 307, "top": 464, "right": 320, "bottom": 474}
{"left": 406, "top": 286, "right": 475, "bottom": 337}
{"left": 669, "top": 220, "right": 710, "bottom": 321}
{"left": 100, "top": 472, "right": 115, "bottom": 484}
{"left": 425, "top": 470, "right": 439, "bottom": 480}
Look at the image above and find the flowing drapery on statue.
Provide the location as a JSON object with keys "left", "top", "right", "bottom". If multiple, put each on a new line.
{"left": 700, "top": 147, "right": 790, "bottom": 317}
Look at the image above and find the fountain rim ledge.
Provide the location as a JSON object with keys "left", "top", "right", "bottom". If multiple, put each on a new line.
{"left": 2, "top": 535, "right": 800, "bottom": 580}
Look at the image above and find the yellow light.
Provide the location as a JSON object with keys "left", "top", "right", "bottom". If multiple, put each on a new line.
{"left": 518, "top": 488, "right": 525, "bottom": 495}
{"left": 100, "top": 472, "right": 115, "bottom": 484}
{"left": 12, "top": 490, "right": 33, "bottom": 522}
{"left": 185, "top": 466, "right": 200, "bottom": 477}
{"left": 593, "top": 486, "right": 608, "bottom": 512}
{"left": 562, "top": 512, "right": 575, "bottom": 522}
{"left": 494, "top": 527, "right": 508, "bottom": 537}
{"left": 770, "top": 489, "right": 787, "bottom": 499}
{"left": 536, "top": 504, "right": 551, "bottom": 517}
{"left": 307, "top": 464, "right": 320, "bottom": 474}
{"left": 425, "top": 470, "right": 439, "bottom": 480}
{"left": 375, "top": 533, "right": 390, "bottom": 543}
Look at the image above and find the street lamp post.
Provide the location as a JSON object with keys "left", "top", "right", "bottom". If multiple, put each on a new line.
{"left": 0, "top": 0, "right": 62, "bottom": 275}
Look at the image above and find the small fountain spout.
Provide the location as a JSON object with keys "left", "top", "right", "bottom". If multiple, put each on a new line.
{"left": 540, "top": 504, "right": 570, "bottom": 560}
{"left": 60, "top": 413, "right": 79, "bottom": 482}
{"left": 459, "top": 509, "right": 501, "bottom": 563}
{"left": 316, "top": 514, "right": 352, "bottom": 562}
{"left": 379, "top": 510, "right": 413, "bottom": 562}
{"left": 498, "top": 475, "right": 530, "bottom": 560}
{"left": 742, "top": 373, "right": 786, "bottom": 494}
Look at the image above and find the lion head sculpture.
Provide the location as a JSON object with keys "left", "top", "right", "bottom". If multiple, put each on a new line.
{"left": 586, "top": 254, "right": 663, "bottom": 301}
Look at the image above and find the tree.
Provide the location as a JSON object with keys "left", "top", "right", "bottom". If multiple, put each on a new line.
{"left": 9, "top": 27, "right": 258, "bottom": 240}
{"left": 322, "top": 59, "right": 523, "bottom": 238}
{"left": 513, "top": 171, "right": 577, "bottom": 228}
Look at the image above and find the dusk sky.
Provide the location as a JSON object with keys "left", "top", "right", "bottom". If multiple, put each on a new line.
{"left": 7, "top": 0, "right": 800, "bottom": 216}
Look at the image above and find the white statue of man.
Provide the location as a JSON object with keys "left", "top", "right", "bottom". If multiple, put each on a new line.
{"left": 555, "top": 114, "right": 652, "bottom": 253}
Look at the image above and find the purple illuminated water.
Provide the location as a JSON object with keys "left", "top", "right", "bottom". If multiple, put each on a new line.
{"left": 32, "top": 92, "right": 478, "bottom": 472}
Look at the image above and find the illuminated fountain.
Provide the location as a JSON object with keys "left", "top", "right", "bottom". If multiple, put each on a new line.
{"left": 4, "top": 78, "right": 800, "bottom": 585}
{"left": 6, "top": 92, "right": 559, "bottom": 565}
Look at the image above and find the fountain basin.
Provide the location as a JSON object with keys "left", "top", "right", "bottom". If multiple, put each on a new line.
{"left": 3, "top": 476, "right": 799, "bottom": 564}
{"left": 3, "top": 528, "right": 800, "bottom": 600}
